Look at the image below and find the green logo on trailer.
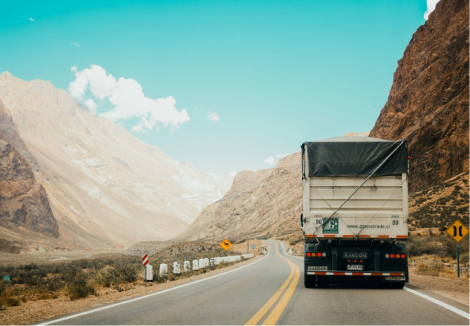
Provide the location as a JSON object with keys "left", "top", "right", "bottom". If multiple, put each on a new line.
{"left": 322, "top": 218, "right": 339, "bottom": 234}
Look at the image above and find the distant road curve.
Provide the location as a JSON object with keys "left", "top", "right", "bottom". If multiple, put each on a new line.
{"left": 40, "top": 240, "right": 469, "bottom": 325}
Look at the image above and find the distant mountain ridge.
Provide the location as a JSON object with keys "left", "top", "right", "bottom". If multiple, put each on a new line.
{"left": 177, "top": 152, "right": 301, "bottom": 241}
{"left": 0, "top": 72, "right": 233, "bottom": 250}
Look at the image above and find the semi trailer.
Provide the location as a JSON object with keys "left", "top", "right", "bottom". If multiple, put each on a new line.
{"left": 301, "top": 136, "right": 409, "bottom": 288}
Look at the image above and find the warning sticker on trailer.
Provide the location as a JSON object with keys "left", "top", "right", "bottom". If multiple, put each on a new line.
{"left": 323, "top": 218, "right": 339, "bottom": 234}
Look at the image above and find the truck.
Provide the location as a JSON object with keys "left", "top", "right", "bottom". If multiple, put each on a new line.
{"left": 301, "top": 136, "right": 409, "bottom": 288}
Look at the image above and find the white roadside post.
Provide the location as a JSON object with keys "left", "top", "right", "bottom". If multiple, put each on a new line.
{"left": 159, "top": 263, "right": 168, "bottom": 278}
{"left": 192, "top": 259, "right": 199, "bottom": 271}
{"left": 142, "top": 254, "right": 153, "bottom": 282}
{"left": 173, "top": 262, "right": 181, "bottom": 276}
{"left": 183, "top": 260, "right": 190, "bottom": 272}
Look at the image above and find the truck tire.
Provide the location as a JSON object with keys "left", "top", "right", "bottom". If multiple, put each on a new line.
{"left": 317, "top": 276, "right": 329, "bottom": 288}
{"left": 392, "top": 282, "right": 404, "bottom": 289}
{"left": 370, "top": 277, "right": 382, "bottom": 288}
{"left": 304, "top": 274, "right": 315, "bottom": 288}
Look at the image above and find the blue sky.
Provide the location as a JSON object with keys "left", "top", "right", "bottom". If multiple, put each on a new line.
{"left": 0, "top": 0, "right": 434, "bottom": 174}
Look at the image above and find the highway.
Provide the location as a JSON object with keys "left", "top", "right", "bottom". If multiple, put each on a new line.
{"left": 41, "top": 240, "right": 469, "bottom": 325}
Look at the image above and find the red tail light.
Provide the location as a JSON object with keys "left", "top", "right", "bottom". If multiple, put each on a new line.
{"left": 306, "top": 252, "right": 311, "bottom": 257}
{"left": 317, "top": 252, "right": 322, "bottom": 257}
{"left": 390, "top": 254, "right": 395, "bottom": 258}
{"left": 401, "top": 254, "right": 406, "bottom": 259}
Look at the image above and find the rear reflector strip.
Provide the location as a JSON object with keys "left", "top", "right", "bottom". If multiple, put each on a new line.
{"left": 305, "top": 235, "right": 408, "bottom": 239}
{"left": 307, "top": 272, "right": 404, "bottom": 276}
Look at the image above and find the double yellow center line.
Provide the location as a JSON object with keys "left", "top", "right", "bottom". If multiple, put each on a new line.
{"left": 245, "top": 242, "right": 300, "bottom": 325}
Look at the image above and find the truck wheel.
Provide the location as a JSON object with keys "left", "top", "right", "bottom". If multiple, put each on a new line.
{"left": 317, "top": 276, "right": 329, "bottom": 288}
{"left": 392, "top": 282, "right": 404, "bottom": 289}
{"left": 304, "top": 274, "right": 315, "bottom": 288}
{"left": 370, "top": 277, "right": 382, "bottom": 288}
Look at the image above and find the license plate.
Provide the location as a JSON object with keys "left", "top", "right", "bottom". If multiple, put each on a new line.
{"left": 384, "top": 276, "right": 405, "bottom": 281}
{"left": 308, "top": 266, "right": 327, "bottom": 271}
{"left": 343, "top": 252, "right": 368, "bottom": 259}
{"left": 347, "top": 264, "right": 363, "bottom": 271}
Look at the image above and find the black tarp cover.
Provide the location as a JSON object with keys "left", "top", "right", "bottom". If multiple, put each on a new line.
{"left": 302, "top": 137, "right": 408, "bottom": 177}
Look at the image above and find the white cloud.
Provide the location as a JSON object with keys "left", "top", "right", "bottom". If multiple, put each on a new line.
{"left": 29, "top": 17, "right": 35, "bottom": 22}
{"left": 228, "top": 171, "right": 238, "bottom": 177}
{"left": 264, "top": 157, "right": 275, "bottom": 165}
{"left": 424, "top": 0, "right": 441, "bottom": 20}
{"left": 275, "top": 153, "right": 288, "bottom": 159}
{"left": 71, "top": 42, "right": 81, "bottom": 48}
{"left": 68, "top": 65, "right": 190, "bottom": 131}
{"left": 84, "top": 99, "right": 97, "bottom": 114}
{"left": 207, "top": 111, "right": 220, "bottom": 122}
{"left": 264, "top": 153, "right": 289, "bottom": 166}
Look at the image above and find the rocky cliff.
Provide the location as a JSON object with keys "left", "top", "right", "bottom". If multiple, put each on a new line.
{"left": 178, "top": 152, "right": 302, "bottom": 241}
{"left": 369, "top": 0, "right": 469, "bottom": 192}
{"left": 0, "top": 100, "right": 58, "bottom": 238}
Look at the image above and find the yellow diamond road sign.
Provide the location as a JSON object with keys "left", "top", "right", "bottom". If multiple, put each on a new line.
{"left": 446, "top": 220, "right": 469, "bottom": 243}
{"left": 220, "top": 239, "right": 232, "bottom": 251}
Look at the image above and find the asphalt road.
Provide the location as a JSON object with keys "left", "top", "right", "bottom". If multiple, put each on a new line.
{"left": 41, "top": 240, "right": 469, "bottom": 325}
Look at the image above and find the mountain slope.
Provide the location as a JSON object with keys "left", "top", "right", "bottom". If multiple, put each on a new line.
{"left": 0, "top": 100, "right": 58, "bottom": 238}
{"left": 177, "top": 152, "right": 302, "bottom": 241}
{"left": 0, "top": 73, "right": 232, "bottom": 249}
{"left": 369, "top": 0, "right": 469, "bottom": 192}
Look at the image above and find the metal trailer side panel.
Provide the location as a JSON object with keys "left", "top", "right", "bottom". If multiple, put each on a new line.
{"left": 303, "top": 174, "right": 408, "bottom": 239}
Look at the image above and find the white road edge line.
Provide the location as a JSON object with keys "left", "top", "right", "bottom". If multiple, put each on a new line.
{"left": 404, "top": 286, "right": 469, "bottom": 320}
{"left": 38, "top": 245, "right": 272, "bottom": 325}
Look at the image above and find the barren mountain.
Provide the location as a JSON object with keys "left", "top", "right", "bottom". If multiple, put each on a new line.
{"left": 180, "top": 0, "right": 469, "bottom": 242}
{"left": 0, "top": 72, "right": 232, "bottom": 249}
{"left": 178, "top": 152, "right": 302, "bottom": 241}
{"left": 0, "top": 105, "right": 58, "bottom": 240}
{"left": 369, "top": 0, "right": 469, "bottom": 192}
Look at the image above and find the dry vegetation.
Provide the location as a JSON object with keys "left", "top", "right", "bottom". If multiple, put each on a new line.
{"left": 0, "top": 240, "right": 263, "bottom": 311}
{"left": 409, "top": 173, "right": 469, "bottom": 232}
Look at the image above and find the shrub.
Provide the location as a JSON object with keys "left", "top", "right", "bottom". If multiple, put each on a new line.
{"left": 460, "top": 253, "right": 469, "bottom": 265}
{"left": 117, "top": 265, "right": 137, "bottom": 283}
{"left": 1, "top": 297, "right": 20, "bottom": 307}
{"left": 415, "top": 259, "right": 443, "bottom": 276}
{"left": 407, "top": 236, "right": 441, "bottom": 256}
{"left": 67, "top": 278, "right": 95, "bottom": 301}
